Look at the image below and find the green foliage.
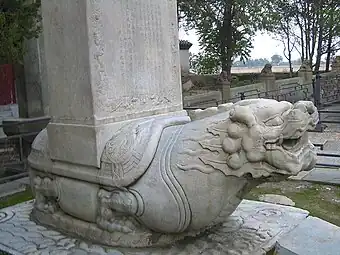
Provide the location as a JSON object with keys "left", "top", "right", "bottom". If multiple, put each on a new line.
{"left": 233, "top": 58, "right": 270, "bottom": 67}
{"left": 179, "top": 0, "right": 268, "bottom": 75}
{"left": 264, "top": 0, "right": 340, "bottom": 71}
{"left": 271, "top": 54, "right": 283, "bottom": 65}
{"left": 0, "top": 0, "right": 41, "bottom": 64}
{"left": 190, "top": 52, "right": 221, "bottom": 74}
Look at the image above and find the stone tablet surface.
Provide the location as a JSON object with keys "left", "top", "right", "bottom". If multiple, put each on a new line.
{"left": 275, "top": 216, "right": 340, "bottom": 255}
{"left": 0, "top": 200, "right": 309, "bottom": 255}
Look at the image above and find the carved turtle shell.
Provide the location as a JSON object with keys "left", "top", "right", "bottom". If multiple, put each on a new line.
{"left": 100, "top": 116, "right": 190, "bottom": 187}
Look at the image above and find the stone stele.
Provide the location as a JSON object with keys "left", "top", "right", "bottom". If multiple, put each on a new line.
{"left": 28, "top": 0, "right": 319, "bottom": 251}
{"left": 28, "top": 98, "right": 319, "bottom": 248}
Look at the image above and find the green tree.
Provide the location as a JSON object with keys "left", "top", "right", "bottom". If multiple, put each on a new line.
{"left": 0, "top": 0, "right": 41, "bottom": 64}
{"left": 178, "top": 0, "right": 268, "bottom": 75}
{"left": 265, "top": 0, "right": 297, "bottom": 75}
{"left": 190, "top": 52, "right": 221, "bottom": 74}
{"left": 271, "top": 54, "right": 283, "bottom": 66}
{"left": 266, "top": 0, "right": 340, "bottom": 72}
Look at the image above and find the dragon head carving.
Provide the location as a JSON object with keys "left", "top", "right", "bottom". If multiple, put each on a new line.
{"left": 224, "top": 99, "right": 318, "bottom": 177}
{"left": 192, "top": 99, "right": 319, "bottom": 179}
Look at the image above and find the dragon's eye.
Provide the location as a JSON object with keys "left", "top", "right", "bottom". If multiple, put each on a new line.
{"left": 265, "top": 116, "right": 284, "bottom": 126}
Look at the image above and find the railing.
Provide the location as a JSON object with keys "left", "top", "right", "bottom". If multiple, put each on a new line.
{"left": 312, "top": 73, "right": 340, "bottom": 132}
{"left": 0, "top": 118, "right": 49, "bottom": 184}
{"left": 185, "top": 73, "right": 340, "bottom": 133}
{"left": 183, "top": 73, "right": 340, "bottom": 169}
{"left": 236, "top": 82, "right": 313, "bottom": 103}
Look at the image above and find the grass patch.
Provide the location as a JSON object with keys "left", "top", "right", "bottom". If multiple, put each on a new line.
{"left": 0, "top": 188, "right": 33, "bottom": 209}
{"left": 246, "top": 181, "right": 340, "bottom": 226}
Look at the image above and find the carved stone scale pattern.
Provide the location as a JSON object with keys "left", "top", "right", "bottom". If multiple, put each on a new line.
{"left": 0, "top": 200, "right": 309, "bottom": 255}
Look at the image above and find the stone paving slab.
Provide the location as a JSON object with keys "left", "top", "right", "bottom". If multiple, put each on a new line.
{"left": 301, "top": 168, "right": 340, "bottom": 185}
{"left": 275, "top": 216, "right": 340, "bottom": 255}
{"left": 0, "top": 200, "right": 309, "bottom": 255}
{"left": 0, "top": 177, "right": 30, "bottom": 198}
{"left": 288, "top": 168, "right": 340, "bottom": 184}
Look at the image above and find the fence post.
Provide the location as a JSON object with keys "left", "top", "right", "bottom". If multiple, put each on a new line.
{"left": 298, "top": 60, "right": 313, "bottom": 85}
{"left": 260, "top": 64, "right": 277, "bottom": 98}
{"left": 217, "top": 71, "right": 231, "bottom": 103}
{"left": 313, "top": 73, "right": 321, "bottom": 109}
{"left": 313, "top": 73, "right": 324, "bottom": 132}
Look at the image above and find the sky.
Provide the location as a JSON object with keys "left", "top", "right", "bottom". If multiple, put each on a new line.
{"left": 179, "top": 29, "right": 301, "bottom": 61}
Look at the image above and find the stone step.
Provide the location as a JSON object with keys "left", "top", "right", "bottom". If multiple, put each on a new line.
{"left": 0, "top": 177, "right": 30, "bottom": 198}
{"left": 0, "top": 105, "right": 11, "bottom": 112}
{"left": 0, "top": 110, "right": 13, "bottom": 119}
{"left": 317, "top": 151, "right": 340, "bottom": 168}
{"left": 275, "top": 216, "right": 340, "bottom": 255}
{"left": 302, "top": 168, "right": 340, "bottom": 185}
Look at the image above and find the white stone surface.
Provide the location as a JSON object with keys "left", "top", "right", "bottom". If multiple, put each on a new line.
{"left": 180, "top": 48, "right": 190, "bottom": 73}
{"left": 0, "top": 199, "right": 309, "bottom": 255}
{"left": 0, "top": 177, "right": 30, "bottom": 198}
{"left": 182, "top": 79, "right": 194, "bottom": 92}
{"left": 275, "top": 216, "right": 340, "bottom": 255}
{"left": 23, "top": 36, "right": 46, "bottom": 118}
{"left": 41, "top": 0, "right": 183, "bottom": 167}
{"left": 183, "top": 90, "right": 222, "bottom": 108}
{"left": 259, "top": 194, "right": 295, "bottom": 206}
{"left": 28, "top": 99, "right": 319, "bottom": 248}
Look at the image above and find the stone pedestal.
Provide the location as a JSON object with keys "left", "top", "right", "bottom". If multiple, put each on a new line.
{"left": 217, "top": 71, "right": 231, "bottom": 103}
{"left": 260, "top": 64, "right": 277, "bottom": 97}
{"left": 298, "top": 60, "right": 313, "bottom": 84}
{"left": 41, "top": 0, "right": 184, "bottom": 168}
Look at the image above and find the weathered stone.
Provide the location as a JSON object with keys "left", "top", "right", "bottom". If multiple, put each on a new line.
{"left": 0, "top": 177, "right": 29, "bottom": 198}
{"left": 179, "top": 40, "right": 193, "bottom": 73}
{"left": 298, "top": 60, "right": 313, "bottom": 84}
{"left": 27, "top": 0, "right": 320, "bottom": 250}
{"left": 182, "top": 79, "right": 194, "bottom": 92}
{"left": 275, "top": 216, "right": 340, "bottom": 255}
{"left": 29, "top": 99, "right": 319, "bottom": 247}
{"left": 260, "top": 64, "right": 277, "bottom": 95}
{"left": 259, "top": 194, "right": 295, "bottom": 206}
{"left": 23, "top": 36, "right": 46, "bottom": 118}
{"left": 260, "top": 63, "right": 274, "bottom": 76}
{"left": 41, "top": 0, "right": 185, "bottom": 168}
{"left": 187, "top": 102, "right": 233, "bottom": 120}
{"left": 216, "top": 70, "right": 231, "bottom": 102}
{"left": 0, "top": 200, "right": 310, "bottom": 255}
{"left": 302, "top": 168, "right": 340, "bottom": 185}
{"left": 183, "top": 90, "right": 222, "bottom": 108}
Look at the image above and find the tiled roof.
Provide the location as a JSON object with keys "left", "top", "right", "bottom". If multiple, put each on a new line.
{"left": 179, "top": 40, "right": 193, "bottom": 50}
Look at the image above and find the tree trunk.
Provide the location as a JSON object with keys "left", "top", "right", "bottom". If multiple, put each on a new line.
{"left": 287, "top": 43, "right": 293, "bottom": 77}
{"left": 220, "top": 1, "right": 233, "bottom": 77}
{"left": 298, "top": 24, "right": 305, "bottom": 61}
{"left": 13, "top": 63, "right": 28, "bottom": 118}
{"left": 325, "top": 12, "right": 334, "bottom": 72}
{"left": 314, "top": 26, "right": 324, "bottom": 72}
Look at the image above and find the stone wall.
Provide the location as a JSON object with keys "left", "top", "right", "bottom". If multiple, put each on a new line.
{"left": 183, "top": 62, "right": 318, "bottom": 108}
